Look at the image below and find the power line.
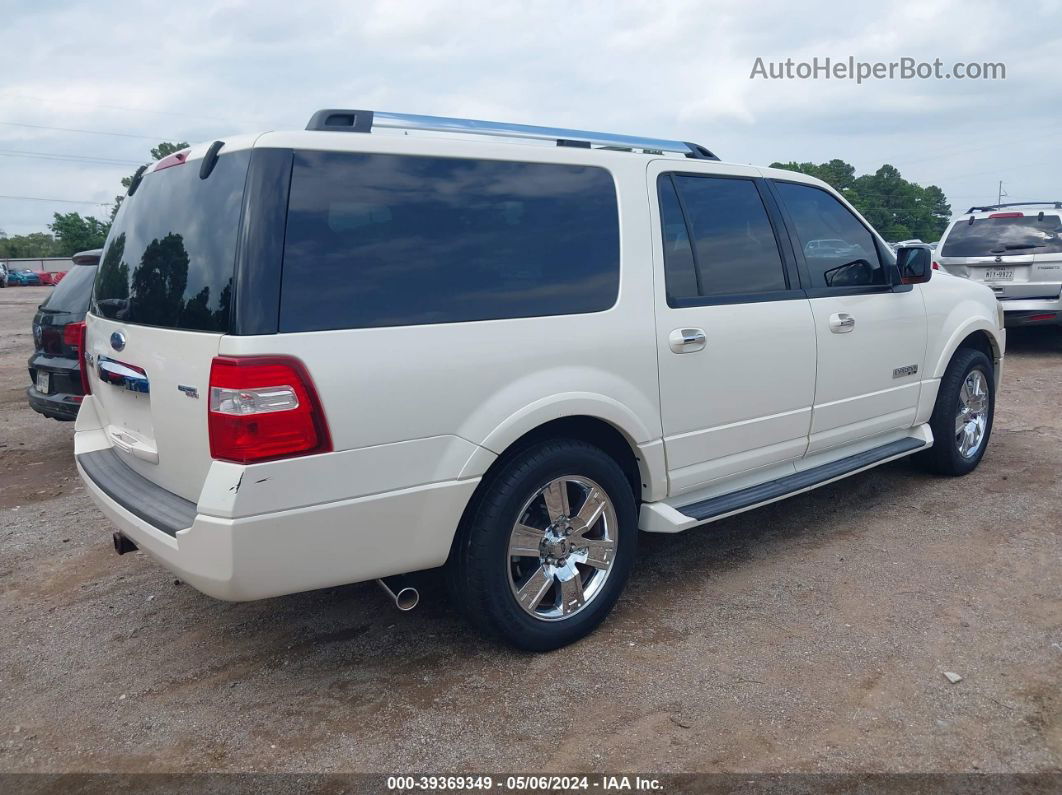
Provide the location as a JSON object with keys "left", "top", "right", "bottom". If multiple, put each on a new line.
{"left": 0, "top": 92, "right": 237, "bottom": 125}
{"left": 0, "top": 149, "right": 143, "bottom": 166}
{"left": 0, "top": 194, "right": 110, "bottom": 206}
{"left": 0, "top": 121, "right": 174, "bottom": 140}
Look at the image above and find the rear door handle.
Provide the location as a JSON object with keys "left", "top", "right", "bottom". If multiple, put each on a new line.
{"left": 829, "top": 313, "right": 856, "bottom": 333}
{"left": 669, "top": 328, "right": 706, "bottom": 353}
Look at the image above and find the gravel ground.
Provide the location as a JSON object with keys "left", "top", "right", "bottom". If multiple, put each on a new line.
{"left": 1, "top": 285, "right": 1059, "bottom": 774}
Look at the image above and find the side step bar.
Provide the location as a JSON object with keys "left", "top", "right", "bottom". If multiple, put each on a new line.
{"left": 677, "top": 437, "right": 927, "bottom": 523}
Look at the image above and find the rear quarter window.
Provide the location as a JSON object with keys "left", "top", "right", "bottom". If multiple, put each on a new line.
{"left": 278, "top": 151, "right": 620, "bottom": 331}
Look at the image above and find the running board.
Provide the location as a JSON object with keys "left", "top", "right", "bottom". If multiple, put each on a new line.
{"left": 676, "top": 437, "right": 926, "bottom": 523}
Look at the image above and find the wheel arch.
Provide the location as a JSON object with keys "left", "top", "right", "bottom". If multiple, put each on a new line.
{"left": 459, "top": 393, "right": 666, "bottom": 499}
{"left": 448, "top": 413, "right": 655, "bottom": 570}
{"left": 932, "top": 320, "right": 1003, "bottom": 380}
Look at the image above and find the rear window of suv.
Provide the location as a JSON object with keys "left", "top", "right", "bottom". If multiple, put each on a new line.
{"left": 940, "top": 215, "right": 1062, "bottom": 258}
{"left": 41, "top": 264, "right": 97, "bottom": 314}
{"left": 278, "top": 151, "right": 620, "bottom": 332}
{"left": 92, "top": 150, "right": 251, "bottom": 332}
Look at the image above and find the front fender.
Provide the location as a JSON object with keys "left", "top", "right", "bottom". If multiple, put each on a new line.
{"left": 931, "top": 317, "right": 1004, "bottom": 379}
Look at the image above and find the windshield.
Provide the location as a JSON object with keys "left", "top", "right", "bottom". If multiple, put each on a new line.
{"left": 940, "top": 215, "right": 1062, "bottom": 258}
{"left": 92, "top": 149, "right": 250, "bottom": 331}
{"left": 41, "top": 265, "right": 97, "bottom": 314}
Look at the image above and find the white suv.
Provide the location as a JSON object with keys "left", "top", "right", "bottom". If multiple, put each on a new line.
{"left": 936, "top": 202, "right": 1062, "bottom": 326}
{"left": 75, "top": 109, "right": 1005, "bottom": 650}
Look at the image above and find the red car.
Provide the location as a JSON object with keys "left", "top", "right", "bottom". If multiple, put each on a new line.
{"left": 35, "top": 271, "right": 65, "bottom": 285}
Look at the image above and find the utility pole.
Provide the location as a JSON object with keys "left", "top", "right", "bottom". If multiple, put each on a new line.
{"left": 997, "top": 180, "right": 1007, "bottom": 206}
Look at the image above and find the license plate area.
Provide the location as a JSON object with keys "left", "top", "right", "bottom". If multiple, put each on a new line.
{"left": 36, "top": 370, "right": 50, "bottom": 395}
{"left": 984, "top": 268, "right": 1014, "bottom": 281}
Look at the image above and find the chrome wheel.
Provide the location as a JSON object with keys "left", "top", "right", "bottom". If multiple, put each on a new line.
{"left": 507, "top": 476, "right": 618, "bottom": 621}
{"left": 955, "top": 369, "right": 989, "bottom": 459}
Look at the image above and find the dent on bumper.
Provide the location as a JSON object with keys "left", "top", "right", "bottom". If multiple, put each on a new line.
{"left": 77, "top": 458, "right": 479, "bottom": 601}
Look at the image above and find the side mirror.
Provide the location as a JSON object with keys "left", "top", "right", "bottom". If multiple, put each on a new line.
{"left": 896, "top": 245, "right": 932, "bottom": 285}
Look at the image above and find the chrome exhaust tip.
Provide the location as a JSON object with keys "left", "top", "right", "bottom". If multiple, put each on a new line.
{"left": 376, "top": 578, "right": 419, "bottom": 611}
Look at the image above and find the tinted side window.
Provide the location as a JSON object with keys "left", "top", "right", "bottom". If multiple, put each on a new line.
{"left": 773, "top": 181, "right": 884, "bottom": 289}
{"left": 659, "top": 174, "right": 787, "bottom": 301}
{"left": 658, "top": 177, "right": 699, "bottom": 301}
{"left": 279, "top": 152, "right": 620, "bottom": 331}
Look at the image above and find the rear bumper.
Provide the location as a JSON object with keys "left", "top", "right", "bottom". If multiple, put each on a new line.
{"left": 26, "top": 353, "right": 84, "bottom": 420}
{"left": 75, "top": 445, "right": 479, "bottom": 601}
{"left": 26, "top": 385, "right": 81, "bottom": 420}
{"left": 999, "top": 297, "right": 1062, "bottom": 327}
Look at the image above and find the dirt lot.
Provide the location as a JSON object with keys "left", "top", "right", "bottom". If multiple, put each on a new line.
{"left": 1, "top": 284, "right": 1059, "bottom": 774}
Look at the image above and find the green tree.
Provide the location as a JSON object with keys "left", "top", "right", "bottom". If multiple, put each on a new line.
{"left": 0, "top": 232, "right": 61, "bottom": 258}
{"left": 111, "top": 141, "right": 189, "bottom": 219}
{"left": 129, "top": 232, "right": 189, "bottom": 327}
{"left": 95, "top": 232, "right": 129, "bottom": 301}
{"left": 48, "top": 211, "right": 110, "bottom": 256}
{"left": 769, "top": 159, "right": 951, "bottom": 241}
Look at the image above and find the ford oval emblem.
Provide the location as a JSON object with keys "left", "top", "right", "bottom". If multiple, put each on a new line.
{"left": 110, "top": 331, "right": 126, "bottom": 351}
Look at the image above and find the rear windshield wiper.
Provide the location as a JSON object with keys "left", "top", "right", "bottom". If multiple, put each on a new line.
{"left": 989, "top": 244, "right": 1045, "bottom": 253}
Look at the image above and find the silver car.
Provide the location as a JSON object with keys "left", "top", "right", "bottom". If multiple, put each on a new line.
{"left": 937, "top": 202, "right": 1062, "bottom": 327}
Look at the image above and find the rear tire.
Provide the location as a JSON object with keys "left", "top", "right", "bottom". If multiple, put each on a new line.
{"left": 447, "top": 439, "right": 637, "bottom": 651}
{"left": 920, "top": 348, "right": 994, "bottom": 476}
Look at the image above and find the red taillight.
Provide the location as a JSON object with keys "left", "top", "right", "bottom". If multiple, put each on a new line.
{"left": 988, "top": 212, "right": 1023, "bottom": 219}
{"left": 63, "top": 322, "right": 83, "bottom": 350}
{"left": 932, "top": 261, "right": 940, "bottom": 270}
{"left": 207, "top": 356, "right": 331, "bottom": 463}
{"left": 68, "top": 322, "right": 91, "bottom": 396}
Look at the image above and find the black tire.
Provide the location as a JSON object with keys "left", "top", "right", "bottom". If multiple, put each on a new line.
{"left": 447, "top": 438, "right": 637, "bottom": 651}
{"left": 919, "top": 348, "right": 995, "bottom": 476}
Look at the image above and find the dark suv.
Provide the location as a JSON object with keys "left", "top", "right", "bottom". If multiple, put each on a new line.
{"left": 26, "top": 249, "right": 100, "bottom": 420}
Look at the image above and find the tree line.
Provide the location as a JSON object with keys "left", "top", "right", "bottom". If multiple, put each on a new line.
{"left": 768, "top": 159, "right": 951, "bottom": 242}
{"left": 1, "top": 147, "right": 952, "bottom": 260}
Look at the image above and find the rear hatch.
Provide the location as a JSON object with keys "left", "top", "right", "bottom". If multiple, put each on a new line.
{"left": 938, "top": 213, "right": 1062, "bottom": 299}
{"left": 31, "top": 262, "right": 97, "bottom": 393}
{"left": 87, "top": 147, "right": 250, "bottom": 503}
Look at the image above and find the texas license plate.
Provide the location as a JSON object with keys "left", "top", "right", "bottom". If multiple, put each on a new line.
{"left": 984, "top": 268, "right": 1014, "bottom": 281}
{"left": 36, "top": 370, "right": 50, "bottom": 395}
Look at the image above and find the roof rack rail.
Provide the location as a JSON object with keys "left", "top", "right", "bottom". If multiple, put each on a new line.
{"left": 305, "top": 109, "right": 720, "bottom": 160}
{"left": 965, "top": 201, "right": 1062, "bottom": 213}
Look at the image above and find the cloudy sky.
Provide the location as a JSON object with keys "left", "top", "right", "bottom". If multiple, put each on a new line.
{"left": 2, "top": 0, "right": 1060, "bottom": 238}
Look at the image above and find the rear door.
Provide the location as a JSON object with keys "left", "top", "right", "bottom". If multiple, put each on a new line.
{"left": 649, "top": 162, "right": 816, "bottom": 496}
{"left": 770, "top": 180, "right": 927, "bottom": 453}
{"left": 86, "top": 148, "right": 251, "bottom": 502}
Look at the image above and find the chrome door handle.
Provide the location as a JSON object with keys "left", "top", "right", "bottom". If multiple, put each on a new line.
{"left": 97, "top": 356, "right": 150, "bottom": 394}
{"left": 669, "top": 327, "right": 707, "bottom": 353}
{"left": 829, "top": 313, "right": 856, "bottom": 334}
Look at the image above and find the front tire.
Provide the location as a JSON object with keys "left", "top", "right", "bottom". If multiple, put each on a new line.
{"left": 921, "top": 348, "right": 995, "bottom": 476}
{"left": 447, "top": 439, "right": 637, "bottom": 651}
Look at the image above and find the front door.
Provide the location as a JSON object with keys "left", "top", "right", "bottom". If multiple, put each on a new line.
{"left": 769, "top": 180, "right": 928, "bottom": 454}
{"left": 649, "top": 162, "right": 817, "bottom": 497}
